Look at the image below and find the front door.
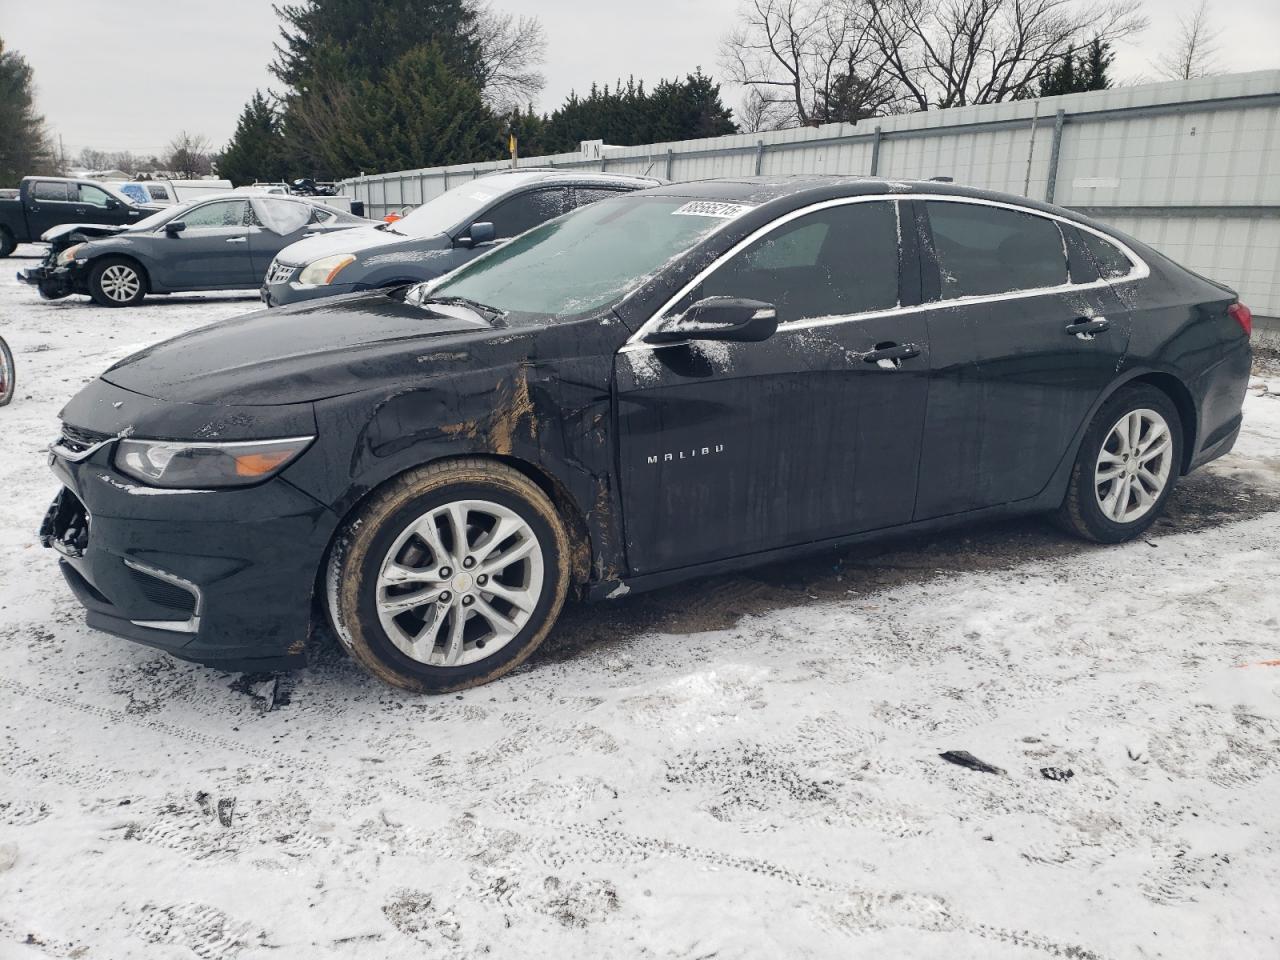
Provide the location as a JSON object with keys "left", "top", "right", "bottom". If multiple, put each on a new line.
{"left": 163, "top": 199, "right": 255, "bottom": 289}
{"left": 912, "top": 199, "right": 1132, "bottom": 519}
{"left": 615, "top": 198, "right": 930, "bottom": 575}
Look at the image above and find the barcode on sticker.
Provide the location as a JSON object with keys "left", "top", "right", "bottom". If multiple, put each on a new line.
{"left": 672, "top": 201, "right": 754, "bottom": 219}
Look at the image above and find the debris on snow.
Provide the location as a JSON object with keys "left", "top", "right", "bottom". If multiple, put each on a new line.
{"left": 939, "top": 750, "right": 1007, "bottom": 775}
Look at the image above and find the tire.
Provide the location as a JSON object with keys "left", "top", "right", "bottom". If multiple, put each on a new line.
{"left": 87, "top": 257, "right": 146, "bottom": 307}
{"left": 1056, "top": 383, "right": 1183, "bottom": 543}
{"left": 326, "top": 458, "right": 572, "bottom": 693}
{"left": 0, "top": 228, "right": 14, "bottom": 258}
{"left": 0, "top": 336, "right": 13, "bottom": 407}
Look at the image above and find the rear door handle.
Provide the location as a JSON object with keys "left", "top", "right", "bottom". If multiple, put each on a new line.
{"left": 863, "top": 342, "right": 921, "bottom": 369}
{"left": 226, "top": 237, "right": 247, "bottom": 244}
{"left": 1065, "top": 317, "right": 1109, "bottom": 339}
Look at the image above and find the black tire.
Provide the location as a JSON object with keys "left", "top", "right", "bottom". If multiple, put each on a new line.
{"left": 0, "top": 228, "right": 14, "bottom": 258}
{"left": 87, "top": 256, "right": 147, "bottom": 307}
{"left": 1056, "top": 383, "right": 1183, "bottom": 543}
{"left": 0, "top": 336, "right": 14, "bottom": 407}
{"left": 326, "top": 458, "right": 572, "bottom": 693}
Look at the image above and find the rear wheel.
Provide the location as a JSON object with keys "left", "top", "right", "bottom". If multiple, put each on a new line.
{"left": 88, "top": 257, "right": 146, "bottom": 307}
{"left": 1057, "top": 384, "right": 1183, "bottom": 543}
{"left": 326, "top": 459, "right": 571, "bottom": 693}
{"left": 0, "top": 228, "right": 14, "bottom": 258}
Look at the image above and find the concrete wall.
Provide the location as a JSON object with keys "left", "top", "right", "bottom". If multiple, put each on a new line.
{"left": 343, "top": 71, "right": 1280, "bottom": 316}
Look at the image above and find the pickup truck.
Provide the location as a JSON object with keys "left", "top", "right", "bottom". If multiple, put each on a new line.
{"left": 0, "top": 177, "right": 161, "bottom": 256}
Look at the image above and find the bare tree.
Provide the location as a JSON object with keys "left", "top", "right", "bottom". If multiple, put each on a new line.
{"left": 721, "top": 0, "right": 903, "bottom": 128}
{"left": 471, "top": 2, "right": 546, "bottom": 111}
{"left": 163, "top": 131, "right": 214, "bottom": 179}
{"left": 865, "top": 0, "right": 1147, "bottom": 110}
{"left": 1155, "top": 0, "right": 1220, "bottom": 80}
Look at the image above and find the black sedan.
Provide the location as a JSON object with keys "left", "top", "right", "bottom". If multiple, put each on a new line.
{"left": 41, "top": 176, "right": 1253, "bottom": 692}
{"left": 19, "top": 193, "right": 370, "bottom": 307}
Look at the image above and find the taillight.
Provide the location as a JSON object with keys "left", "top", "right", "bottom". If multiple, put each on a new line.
{"left": 1228, "top": 302, "right": 1252, "bottom": 337}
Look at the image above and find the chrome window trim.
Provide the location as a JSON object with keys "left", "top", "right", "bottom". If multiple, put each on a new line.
{"left": 124, "top": 559, "right": 203, "bottom": 634}
{"left": 621, "top": 192, "right": 1150, "bottom": 353}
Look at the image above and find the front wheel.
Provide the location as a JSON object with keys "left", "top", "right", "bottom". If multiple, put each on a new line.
{"left": 1057, "top": 384, "right": 1183, "bottom": 543}
{"left": 326, "top": 459, "right": 572, "bottom": 693}
{"left": 87, "top": 257, "right": 146, "bottom": 307}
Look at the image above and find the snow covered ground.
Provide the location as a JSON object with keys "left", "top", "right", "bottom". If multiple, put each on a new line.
{"left": 1, "top": 244, "right": 1279, "bottom": 959}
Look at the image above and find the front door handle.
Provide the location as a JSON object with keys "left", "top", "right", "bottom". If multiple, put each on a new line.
{"left": 226, "top": 236, "right": 247, "bottom": 244}
{"left": 863, "top": 342, "right": 921, "bottom": 369}
{"left": 1065, "top": 317, "right": 1109, "bottom": 340}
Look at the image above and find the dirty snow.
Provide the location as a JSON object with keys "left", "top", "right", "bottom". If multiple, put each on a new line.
{"left": 2, "top": 244, "right": 1280, "bottom": 958}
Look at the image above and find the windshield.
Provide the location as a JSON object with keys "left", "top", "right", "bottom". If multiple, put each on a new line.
{"left": 415, "top": 195, "right": 743, "bottom": 321}
{"left": 391, "top": 175, "right": 538, "bottom": 239}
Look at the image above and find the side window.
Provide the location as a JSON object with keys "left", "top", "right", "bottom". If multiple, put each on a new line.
{"left": 925, "top": 201, "right": 1067, "bottom": 299}
{"left": 572, "top": 187, "right": 627, "bottom": 209}
{"left": 695, "top": 200, "right": 900, "bottom": 324}
{"left": 483, "top": 187, "right": 569, "bottom": 238}
{"left": 78, "top": 184, "right": 113, "bottom": 207}
{"left": 309, "top": 206, "right": 336, "bottom": 224}
{"left": 33, "top": 181, "right": 71, "bottom": 202}
{"left": 1080, "top": 230, "right": 1135, "bottom": 280}
{"left": 181, "top": 200, "right": 249, "bottom": 228}
{"left": 149, "top": 184, "right": 170, "bottom": 200}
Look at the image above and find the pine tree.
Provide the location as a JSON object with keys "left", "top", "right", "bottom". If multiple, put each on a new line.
{"left": 0, "top": 38, "right": 58, "bottom": 187}
{"left": 1034, "top": 38, "right": 1114, "bottom": 97}
{"left": 218, "top": 92, "right": 289, "bottom": 185}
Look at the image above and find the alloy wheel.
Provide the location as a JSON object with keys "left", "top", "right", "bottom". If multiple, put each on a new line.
{"left": 375, "top": 499, "right": 545, "bottom": 667}
{"left": 1094, "top": 408, "right": 1174, "bottom": 524}
{"left": 99, "top": 264, "right": 141, "bottom": 302}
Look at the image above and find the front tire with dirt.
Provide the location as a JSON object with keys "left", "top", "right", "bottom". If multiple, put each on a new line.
{"left": 326, "top": 459, "right": 572, "bottom": 693}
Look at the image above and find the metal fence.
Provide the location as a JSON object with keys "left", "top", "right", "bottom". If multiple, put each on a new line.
{"left": 343, "top": 70, "right": 1280, "bottom": 319}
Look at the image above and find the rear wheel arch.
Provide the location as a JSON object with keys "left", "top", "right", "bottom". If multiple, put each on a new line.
{"left": 1124, "top": 372, "right": 1197, "bottom": 474}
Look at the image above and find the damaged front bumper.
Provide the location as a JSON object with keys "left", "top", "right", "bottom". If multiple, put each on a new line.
{"left": 16, "top": 262, "right": 77, "bottom": 300}
{"left": 39, "top": 384, "right": 338, "bottom": 672}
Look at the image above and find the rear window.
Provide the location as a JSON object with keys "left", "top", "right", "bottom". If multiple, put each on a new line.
{"left": 926, "top": 201, "right": 1068, "bottom": 299}
{"left": 1080, "top": 230, "right": 1135, "bottom": 279}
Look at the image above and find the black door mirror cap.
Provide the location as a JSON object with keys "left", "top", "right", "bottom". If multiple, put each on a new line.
{"left": 459, "top": 221, "right": 496, "bottom": 247}
{"left": 645, "top": 297, "right": 779, "bottom": 345}
{"left": 165, "top": 220, "right": 186, "bottom": 235}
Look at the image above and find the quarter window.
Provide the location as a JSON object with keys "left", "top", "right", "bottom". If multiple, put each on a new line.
{"left": 33, "top": 181, "right": 71, "bottom": 202}
{"left": 483, "top": 187, "right": 569, "bottom": 238}
{"left": 695, "top": 200, "right": 900, "bottom": 323}
{"left": 182, "top": 200, "right": 249, "bottom": 228}
{"left": 1080, "top": 230, "right": 1134, "bottom": 279}
{"left": 925, "top": 201, "right": 1068, "bottom": 299}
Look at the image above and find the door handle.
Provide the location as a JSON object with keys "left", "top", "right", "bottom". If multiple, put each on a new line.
{"left": 225, "top": 236, "right": 247, "bottom": 244}
{"left": 863, "top": 342, "right": 920, "bottom": 369}
{"left": 1065, "top": 317, "right": 1109, "bottom": 340}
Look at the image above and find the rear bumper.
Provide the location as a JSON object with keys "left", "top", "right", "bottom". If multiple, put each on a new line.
{"left": 41, "top": 444, "right": 336, "bottom": 672}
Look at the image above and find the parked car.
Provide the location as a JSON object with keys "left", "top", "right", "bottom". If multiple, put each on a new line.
{"left": 18, "top": 193, "right": 372, "bottom": 306}
{"left": 261, "top": 170, "right": 661, "bottom": 307}
{"left": 40, "top": 176, "right": 1252, "bottom": 691}
{"left": 0, "top": 176, "right": 162, "bottom": 257}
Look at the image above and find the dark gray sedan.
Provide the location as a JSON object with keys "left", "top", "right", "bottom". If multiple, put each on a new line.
{"left": 19, "top": 193, "right": 371, "bottom": 307}
{"left": 261, "top": 170, "right": 660, "bottom": 307}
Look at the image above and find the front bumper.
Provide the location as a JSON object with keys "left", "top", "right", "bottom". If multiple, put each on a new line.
{"left": 261, "top": 278, "right": 359, "bottom": 308}
{"left": 40, "top": 427, "right": 337, "bottom": 672}
{"left": 16, "top": 263, "right": 76, "bottom": 300}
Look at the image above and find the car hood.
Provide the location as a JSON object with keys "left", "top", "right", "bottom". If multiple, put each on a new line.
{"left": 275, "top": 224, "right": 448, "bottom": 266}
{"left": 100, "top": 290, "right": 522, "bottom": 406}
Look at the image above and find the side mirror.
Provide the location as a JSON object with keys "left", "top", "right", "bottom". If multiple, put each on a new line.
{"left": 105, "top": 197, "right": 120, "bottom": 210}
{"left": 645, "top": 297, "right": 778, "bottom": 345}
{"left": 164, "top": 220, "right": 186, "bottom": 235}
{"left": 460, "top": 221, "right": 496, "bottom": 247}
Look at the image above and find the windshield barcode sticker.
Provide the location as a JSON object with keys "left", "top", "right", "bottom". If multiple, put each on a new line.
{"left": 671, "top": 201, "right": 754, "bottom": 219}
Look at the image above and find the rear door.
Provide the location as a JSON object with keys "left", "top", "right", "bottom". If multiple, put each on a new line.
{"left": 615, "top": 198, "right": 930, "bottom": 574}
{"left": 26, "top": 180, "right": 75, "bottom": 236}
{"left": 912, "top": 198, "right": 1130, "bottom": 519}
{"left": 162, "top": 199, "right": 255, "bottom": 289}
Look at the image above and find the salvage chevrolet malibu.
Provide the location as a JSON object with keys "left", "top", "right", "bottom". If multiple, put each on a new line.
{"left": 41, "top": 176, "right": 1253, "bottom": 692}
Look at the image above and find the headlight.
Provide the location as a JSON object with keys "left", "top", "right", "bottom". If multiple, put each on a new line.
{"left": 298, "top": 254, "right": 355, "bottom": 285}
{"left": 114, "top": 437, "right": 314, "bottom": 489}
{"left": 57, "top": 243, "right": 85, "bottom": 265}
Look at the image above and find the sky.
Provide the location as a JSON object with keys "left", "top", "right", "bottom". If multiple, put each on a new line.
{"left": 1, "top": 0, "right": 1277, "bottom": 159}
